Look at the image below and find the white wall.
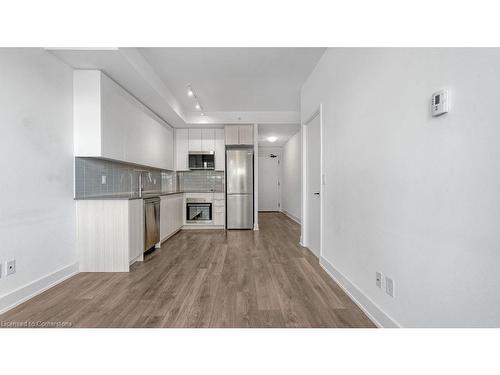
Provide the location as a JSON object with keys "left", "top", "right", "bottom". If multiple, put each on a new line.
{"left": 0, "top": 49, "right": 77, "bottom": 312}
{"left": 301, "top": 48, "right": 500, "bottom": 327}
{"left": 282, "top": 132, "right": 302, "bottom": 223}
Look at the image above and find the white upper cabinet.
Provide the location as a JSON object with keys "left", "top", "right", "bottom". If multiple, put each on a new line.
{"left": 224, "top": 125, "right": 254, "bottom": 145}
{"left": 74, "top": 70, "right": 174, "bottom": 170}
{"left": 188, "top": 129, "right": 202, "bottom": 151}
{"left": 175, "top": 129, "right": 189, "bottom": 171}
{"left": 215, "top": 128, "right": 225, "bottom": 171}
{"left": 201, "top": 128, "right": 216, "bottom": 152}
{"left": 175, "top": 128, "right": 225, "bottom": 171}
{"left": 224, "top": 126, "right": 239, "bottom": 145}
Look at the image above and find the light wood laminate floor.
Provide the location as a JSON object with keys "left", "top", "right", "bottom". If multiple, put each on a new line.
{"left": 0, "top": 213, "right": 375, "bottom": 328}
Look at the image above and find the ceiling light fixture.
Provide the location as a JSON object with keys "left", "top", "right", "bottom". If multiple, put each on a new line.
{"left": 267, "top": 136, "right": 278, "bottom": 143}
{"left": 187, "top": 84, "right": 204, "bottom": 114}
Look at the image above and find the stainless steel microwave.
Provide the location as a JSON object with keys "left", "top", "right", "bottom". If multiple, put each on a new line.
{"left": 188, "top": 151, "right": 215, "bottom": 170}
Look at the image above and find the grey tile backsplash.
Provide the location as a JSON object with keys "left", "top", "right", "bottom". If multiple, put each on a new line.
{"left": 75, "top": 158, "right": 224, "bottom": 198}
{"left": 75, "top": 157, "right": 176, "bottom": 198}
{"left": 177, "top": 170, "right": 224, "bottom": 192}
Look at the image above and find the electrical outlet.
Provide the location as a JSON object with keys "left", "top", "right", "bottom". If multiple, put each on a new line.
{"left": 6, "top": 260, "right": 16, "bottom": 276}
{"left": 385, "top": 276, "right": 394, "bottom": 297}
{"left": 101, "top": 175, "right": 107, "bottom": 185}
{"left": 376, "top": 272, "right": 382, "bottom": 288}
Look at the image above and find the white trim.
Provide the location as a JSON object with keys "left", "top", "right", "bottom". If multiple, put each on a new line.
{"left": 281, "top": 209, "right": 301, "bottom": 224}
{"left": 129, "top": 253, "right": 143, "bottom": 265}
{"left": 0, "top": 263, "right": 79, "bottom": 315}
{"left": 301, "top": 124, "right": 307, "bottom": 246}
{"left": 254, "top": 123, "right": 259, "bottom": 231}
{"left": 185, "top": 111, "right": 300, "bottom": 125}
{"left": 319, "top": 256, "right": 401, "bottom": 328}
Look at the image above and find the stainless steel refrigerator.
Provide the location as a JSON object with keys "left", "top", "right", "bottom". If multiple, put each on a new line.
{"left": 226, "top": 147, "right": 254, "bottom": 229}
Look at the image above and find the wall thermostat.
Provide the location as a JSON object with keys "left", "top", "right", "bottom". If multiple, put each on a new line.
{"left": 431, "top": 89, "right": 449, "bottom": 117}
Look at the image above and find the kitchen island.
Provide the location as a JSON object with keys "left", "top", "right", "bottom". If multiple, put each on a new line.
{"left": 75, "top": 192, "right": 184, "bottom": 272}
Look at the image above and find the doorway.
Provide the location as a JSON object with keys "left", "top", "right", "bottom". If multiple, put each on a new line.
{"left": 258, "top": 151, "right": 281, "bottom": 211}
{"left": 303, "top": 108, "right": 322, "bottom": 258}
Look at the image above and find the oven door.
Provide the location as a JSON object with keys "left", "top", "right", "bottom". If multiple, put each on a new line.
{"left": 186, "top": 203, "right": 212, "bottom": 222}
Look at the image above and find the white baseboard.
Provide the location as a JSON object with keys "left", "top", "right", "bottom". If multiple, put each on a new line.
{"left": 129, "top": 253, "right": 144, "bottom": 265}
{"left": 319, "top": 256, "right": 400, "bottom": 328}
{"left": 160, "top": 228, "right": 182, "bottom": 244}
{"left": 0, "top": 262, "right": 79, "bottom": 315}
{"left": 281, "top": 209, "right": 301, "bottom": 225}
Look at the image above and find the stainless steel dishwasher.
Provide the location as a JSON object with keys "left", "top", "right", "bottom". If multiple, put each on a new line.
{"left": 144, "top": 197, "right": 160, "bottom": 252}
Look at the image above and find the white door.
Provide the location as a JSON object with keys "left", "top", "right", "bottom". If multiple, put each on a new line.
{"left": 258, "top": 153, "right": 280, "bottom": 211}
{"left": 306, "top": 113, "right": 321, "bottom": 257}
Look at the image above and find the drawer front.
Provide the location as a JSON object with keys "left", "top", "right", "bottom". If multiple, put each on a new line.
{"left": 185, "top": 193, "right": 213, "bottom": 200}
{"left": 213, "top": 199, "right": 225, "bottom": 207}
{"left": 214, "top": 206, "right": 225, "bottom": 213}
{"left": 214, "top": 211, "right": 225, "bottom": 226}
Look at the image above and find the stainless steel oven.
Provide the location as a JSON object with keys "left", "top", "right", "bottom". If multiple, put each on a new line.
{"left": 186, "top": 200, "right": 212, "bottom": 222}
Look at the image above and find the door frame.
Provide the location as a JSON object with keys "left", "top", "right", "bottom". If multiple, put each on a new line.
{"left": 301, "top": 104, "right": 323, "bottom": 258}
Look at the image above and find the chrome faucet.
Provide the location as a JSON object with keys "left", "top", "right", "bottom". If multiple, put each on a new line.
{"left": 135, "top": 170, "right": 152, "bottom": 198}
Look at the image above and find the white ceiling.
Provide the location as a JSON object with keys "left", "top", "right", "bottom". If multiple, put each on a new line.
{"left": 138, "top": 48, "right": 325, "bottom": 114}
{"left": 48, "top": 47, "right": 325, "bottom": 127}
{"left": 258, "top": 124, "right": 300, "bottom": 147}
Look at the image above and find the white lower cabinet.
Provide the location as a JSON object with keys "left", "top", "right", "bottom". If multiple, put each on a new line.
{"left": 160, "top": 193, "right": 184, "bottom": 241}
{"left": 214, "top": 210, "right": 225, "bottom": 226}
{"left": 213, "top": 194, "right": 225, "bottom": 227}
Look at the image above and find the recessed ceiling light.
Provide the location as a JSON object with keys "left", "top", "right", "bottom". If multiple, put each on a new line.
{"left": 267, "top": 136, "right": 278, "bottom": 143}
{"left": 201, "top": 112, "right": 205, "bottom": 116}
{"left": 195, "top": 103, "right": 201, "bottom": 110}
{"left": 187, "top": 89, "right": 193, "bottom": 97}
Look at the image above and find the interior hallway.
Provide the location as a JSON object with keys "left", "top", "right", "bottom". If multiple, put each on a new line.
{"left": 0, "top": 213, "right": 374, "bottom": 328}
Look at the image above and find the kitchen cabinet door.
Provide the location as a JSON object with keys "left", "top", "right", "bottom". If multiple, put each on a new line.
{"left": 188, "top": 129, "right": 202, "bottom": 151}
{"left": 163, "top": 126, "right": 174, "bottom": 171}
{"left": 214, "top": 207, "right": 225, "bottom": 226}
{"left": 224, "top": 126, "right": 239, "bottom": 145}
{"left": 75, "top": 70, "right": 175, "bottom": 170}
{"left": 215, "top": 128, "right": 225, "bottom": 171}
{"left": 160, "top": 196, "right": 169, "bottom": 241}
{"left": 173, "top": 194, "right": 184, "bottom": 231}
{"left": 167, "top": 196, "right": 176, "bottom": 237}
{"left": 238, "top": 125, "right": 254, "bottom": 145}
{"left": 128, "top": 199, "right": 144, "bottom": 264}
{"left": 175, "top": 129, "right": 189, "bottom": 171}
{"left": 201, "top": 128, "right": 215, "bottom": 152}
